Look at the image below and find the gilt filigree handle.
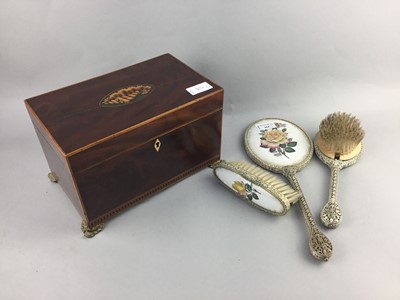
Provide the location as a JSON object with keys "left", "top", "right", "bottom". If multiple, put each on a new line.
{"left": 320, "top": 165, "right": 343, "bottom": 228}
{"left": 284, "top": 170, "right": 333, "bottom": 261}
{"left": 314, "top": 144, "right": 361, "bottom": 229}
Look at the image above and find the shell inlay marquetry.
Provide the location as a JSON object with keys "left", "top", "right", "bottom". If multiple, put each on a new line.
{"left": 99, "top": 84, "right": 154, "bottom": 107}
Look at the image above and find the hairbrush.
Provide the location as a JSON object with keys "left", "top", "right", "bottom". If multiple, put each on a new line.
{"left": 314, "top": 112, "right": 365, "bottom": 228}
{"left": 211, "top": 160, "right": 302, "bottom": 215}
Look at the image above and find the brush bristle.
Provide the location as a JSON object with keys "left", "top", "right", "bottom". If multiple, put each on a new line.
{"left": 319, "top": 112, "right": 365, "bottom": 155}
{"left": 230, "top": 161, "right": 302, "bottom": 203}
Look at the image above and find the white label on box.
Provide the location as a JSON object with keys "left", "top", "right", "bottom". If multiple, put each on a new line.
{"left": 186, "top": 82, "right": 213, "bottom": 96}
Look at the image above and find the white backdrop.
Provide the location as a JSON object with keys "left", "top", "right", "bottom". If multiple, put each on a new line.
{"left": 1, "top": 1, "right": 400, "bottom": 299}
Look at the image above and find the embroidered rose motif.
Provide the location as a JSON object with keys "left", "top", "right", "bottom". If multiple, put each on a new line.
{"left": 232, "top": 181, "right": 247, "bottom": 197}
{"left": 259, "top": 123, "right": 297, "bottom": 159}
{"left": 261, "top": 130, "right": 289, "bottom": 149}
{"left": 232, "top": 181, "right": 260, "bottom": 201}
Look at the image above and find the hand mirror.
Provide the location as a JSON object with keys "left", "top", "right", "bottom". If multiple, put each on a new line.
{"left": 244, "top": 118, "right": 333, "bottom": 261}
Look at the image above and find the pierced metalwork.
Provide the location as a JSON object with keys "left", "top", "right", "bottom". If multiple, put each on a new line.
{"left": 245, "top": 118, "right": 333, "bottom": 261}
{"left": 315, "top": 142, "right": 362, "bottom": 228}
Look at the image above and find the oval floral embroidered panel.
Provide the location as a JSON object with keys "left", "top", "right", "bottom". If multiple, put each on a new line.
{"left": 245, "top": 118, "right": 312, "bottom": 168}
{"left": 213, "top": 167, "right": 285, "bottom": 213}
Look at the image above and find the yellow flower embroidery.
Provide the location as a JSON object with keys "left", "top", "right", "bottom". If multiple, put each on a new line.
{"left": 259, "top": 123, "right": 297, "bottom": 159}
{"left": 232, "top": 181, "right": 247, "bottom": 197}
{"left": 261, "top": 130, "right": 289, "bottom": 149}
{"left": 232, "top": 181, "right": 260, "bottom": 201}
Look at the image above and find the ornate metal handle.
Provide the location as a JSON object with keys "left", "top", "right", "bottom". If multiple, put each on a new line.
{"left": 320, "top": 165, "right": 342, "bottom": 228}
{"left": 285, "top": 172, "right": 333, "bottom": 261}
{"left": 314, "top": 143, "right": 361, "bottom": 229}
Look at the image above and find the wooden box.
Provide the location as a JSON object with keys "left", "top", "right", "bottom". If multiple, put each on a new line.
{"left": 25, "top": 54, "right": 224, "bottom": 237}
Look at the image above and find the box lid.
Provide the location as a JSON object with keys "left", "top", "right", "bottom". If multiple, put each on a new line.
{"left": 25, "top": 54, "right": 223, "bottom": 156}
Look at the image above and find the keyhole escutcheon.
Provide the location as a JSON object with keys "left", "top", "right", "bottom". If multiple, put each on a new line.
{"left": 154, "top": 139, "right": 161, "bottom": 152}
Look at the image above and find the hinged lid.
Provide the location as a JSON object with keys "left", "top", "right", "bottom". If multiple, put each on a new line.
{"left": 25, "top": 54, "right": 223, "bottom": 156}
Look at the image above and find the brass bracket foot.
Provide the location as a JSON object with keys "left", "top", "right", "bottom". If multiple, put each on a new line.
{"left": 48, "top": 172, "right": 59, "bottom": 183}
{"left": 81, "top": 221, "right": 105, "bottom": 238}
